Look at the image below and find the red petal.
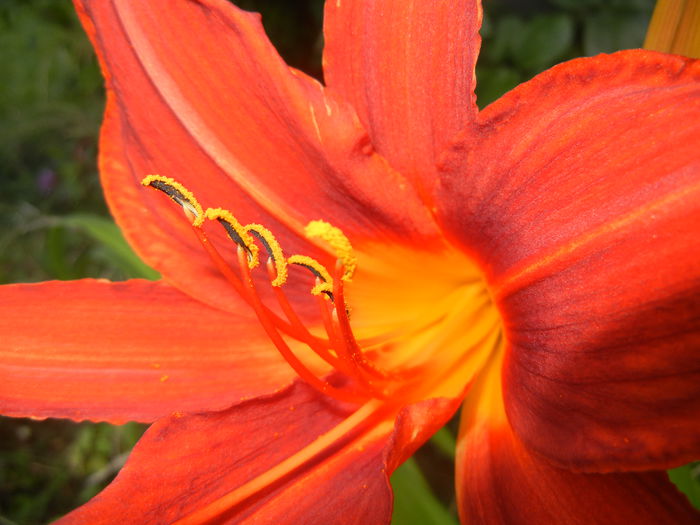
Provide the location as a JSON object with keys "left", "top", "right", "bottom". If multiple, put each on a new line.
{"left": 54, "top": 379, "right": 460, "bottom": 523}
{"left": 0, "top": 279, "right": 297, "bottom": 423}
{"left": 57, "top": 382, "right": 393, "bottom": 524}
{"left": 323, "top": 0, "right": 482, "bottom": 199}
{"left": 437, "top": 51, "right": 700, "bottom": 471}
{"left": 386, "top": 396, "right": 463, "bottom": 473}
{"left": 75, "top": 0, "right": 438, "bottom": 310}
{"left": 457, "top": 357, "right": 699, "bottom": 524}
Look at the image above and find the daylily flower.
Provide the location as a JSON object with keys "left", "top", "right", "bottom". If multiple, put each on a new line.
{"left": 1, "top": 0, "right": 699, "bottom": 523}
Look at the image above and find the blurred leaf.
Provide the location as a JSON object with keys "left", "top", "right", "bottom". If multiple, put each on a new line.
{"left": 475, "top": 65, "right": 522, "bottom": 108}
{"left": 57, "top": 214, "right": 159, "bottom": 280}
{"left": 480, "top": 11, "right": 494, "bottom": 39}
{"left": 608, "top": 0, "right": 655, "bottom": 10}
{"left": 584, "top": 11, "right": 650, "bottom": 55}
{"left": 391, "top": 458, "right": 458, "bottom": 525}
{"left": 0, "top": 0, "right": 103, "bottom": 181}
{"left": 44, "top": 226, "right": 73, "bottom": 280}
{"left": 483, "top": 15, "right": 526, "bottom": 63}
{"left": 669, "top": 462, "right": 700, "bottom": 510}
{"left": 511, "top": 13, "right": 575, "bottom": 72}
{"left": 548, "top": 0, "right": 605, "bottom": 9}
{"left": 430, "top": 427, "right": 457, "bottom": 460}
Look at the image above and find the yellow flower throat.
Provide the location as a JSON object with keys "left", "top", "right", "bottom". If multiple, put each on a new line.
{"left": 143, "top": 175, "right": 504, "bottom": 406}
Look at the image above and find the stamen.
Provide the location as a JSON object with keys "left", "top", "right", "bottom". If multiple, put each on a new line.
{"left": 140, "top": 175, "right": 390, "bottom": 404}
{"left": 205, "top": 208, "right": 259, "bottom": 269}
{"left": 305, "top": 219, "right": 357, "bottom": 281}
{"left": 245, "top": 224, "right": 287, "bottom": 286}
{"left": 141, "top": 175, "right": 204, "bottom": 226}
{"left": 265, "top": 260, "right": 332, "bottom": 349}
{"left": 287, "top": 255, "right": 334, "bottom": 297}
{"left": 331, "top": 265, "right": 391, "bottom": 382}
{"left": 236, "top": 247, "right": 366, "bottom": 404}
{"left": 316, "top": 293, "right": 389, "bottom": 399}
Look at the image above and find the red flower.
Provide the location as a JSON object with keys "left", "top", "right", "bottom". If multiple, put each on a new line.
{"left": 1, "top": 0, "right": 699, "bottom": 523}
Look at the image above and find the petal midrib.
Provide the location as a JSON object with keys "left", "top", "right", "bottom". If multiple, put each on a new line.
{"left": 110, "top": 1, "right": 312, "bottom": 240}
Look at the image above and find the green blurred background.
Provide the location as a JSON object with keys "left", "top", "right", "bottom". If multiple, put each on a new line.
{"left": 1, "top": 0, "right": 698, "bottom": 523}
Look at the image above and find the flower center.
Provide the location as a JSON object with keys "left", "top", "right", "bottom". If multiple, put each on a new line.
{"left": 143, "top": 175, "right": 503, "bottom": 406}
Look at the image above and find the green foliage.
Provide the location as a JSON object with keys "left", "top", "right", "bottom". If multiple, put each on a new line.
{"left": 512, "top": 13, "right": 576, "bottom": 71}
{"left": 0, "top": 419, "right": 145, "bottom": 523}
{"left": 475, "top": 0, "right": 656, "bottom": 106}
{"left": 56, "top": 215, "right": 160, "bottom": 281}
{"left": 391, "top": 458, "right": 458, "bottom": 525}
{"left": 583, "top": 11, "right": 653, "bottom": 55}
{"left": 669, "top": 463, "right": 700, "bottom": 510}
{"left": 0, "top": 0, "right": 103, "bottom": 194}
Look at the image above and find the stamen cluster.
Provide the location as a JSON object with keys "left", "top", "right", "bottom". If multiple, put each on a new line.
{"left": 142, "top": 175, "right": 399, "bottom": 404}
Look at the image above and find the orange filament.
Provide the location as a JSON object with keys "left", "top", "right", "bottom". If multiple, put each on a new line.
{"left": 236, "top": 247, "right": 366, "bottom": 404}
{"left": 331, "top": 269, "right": 389, "bottom": 380}
{"left": 265, "top": 259, "right": 331, "bottom": 351}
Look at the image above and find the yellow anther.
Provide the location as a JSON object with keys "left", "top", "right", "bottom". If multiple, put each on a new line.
{"left": 205, "top": 208, "right": 260, "bottom": 269}
{"left": 141, "top": 175, "right": 204, "bottom": 227}
{"left": 246, "top": 224, "right": 288, "bottom": 286}
{"left": 287, "top": 254, "right": 334, "bottom": 297}
{"left": 304, "top": 220, "right": 357, "bottom": 281}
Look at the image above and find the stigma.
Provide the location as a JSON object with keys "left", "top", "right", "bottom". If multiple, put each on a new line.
{"left": 142, "top": 175, "right": 390, "bottom": 404}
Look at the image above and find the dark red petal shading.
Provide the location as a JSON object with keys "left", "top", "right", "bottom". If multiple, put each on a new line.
{"left": 437, "top": 51, "right": 700, "bottom": 471}
{"left": 456, "top": 358, "right": 700, "bottom": 524}
{"left": 0, "top": 279, "right": 297, "bottom": 423}
{"left": 323, "top": 0, "right": 482, "bottom": 200}
{"left": 74, "top": 0, "right": 438, "bottom": 312}
{"left": 56, "top": 382, "right": 392, "bottom": 525}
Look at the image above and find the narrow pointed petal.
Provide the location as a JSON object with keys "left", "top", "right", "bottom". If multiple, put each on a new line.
{"left": 75, "top": 0, "right": 438, "bottom": 310}
{"left": 456, "top": 357, "right": 700, "bottom": 524}
{"left": 0, "top": 279, "right": 297, "bottom": 423}
{"left": 57, "top": 382, "right": 390, "bottom": 525}
{"left": 437, "top": 51, "right": 700, "bottom": 471}
{"left": 56, "top": 380, "right": 460, "bottom": 524}
{"left": 323, "top": 0, "right": 482, "bottom": 199}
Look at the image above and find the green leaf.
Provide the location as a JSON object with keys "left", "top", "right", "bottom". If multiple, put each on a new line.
{"left": 430, "top": 427, "right": 457, "bottom": 461}
{"left": 511, "top": 13, "right": 575, "bottom": 72}
{"left": 43, "top": 225, "right": 74, "bottom": 280}
{"left": 483, "top": 15, "right": 525, "bottom": 63}
{"left": 668, "top": 462, "right": 700, "bottom": 510}
{"left": 583, "top": 11, "right": 650, "bottom": 55}
{"left": 548, "top": 0, "right": 605, "bottom": 9}
{"left": 475, "top": 65, "right": 522, "bottom": 108}
{"left": 57, "top": 214, "right": 159, "bottom": 280}
{"left": 391, "top": 458, "right": 458, "bottom": 525}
